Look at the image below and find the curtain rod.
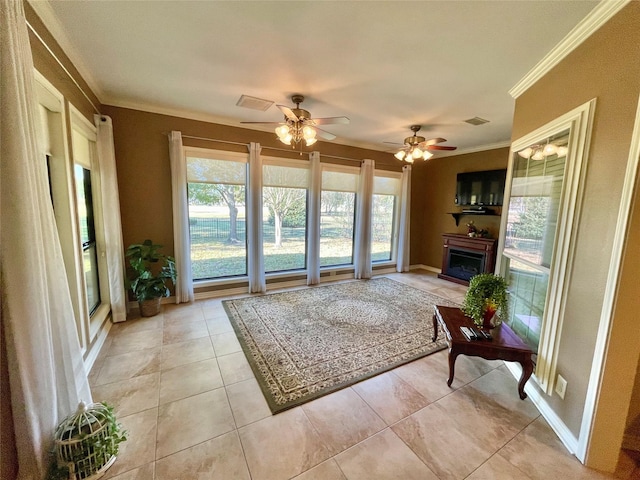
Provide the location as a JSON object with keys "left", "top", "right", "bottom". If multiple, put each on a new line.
{"left": 27, "top": 21, "right": 101, "bottom": 116}
{"left": 174, "top": 134, "right": 362, "bottom": 163}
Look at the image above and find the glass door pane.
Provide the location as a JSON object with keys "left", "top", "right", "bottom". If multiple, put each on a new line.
{"left": 74, "top": 164, "right": 101, "bottom": 314}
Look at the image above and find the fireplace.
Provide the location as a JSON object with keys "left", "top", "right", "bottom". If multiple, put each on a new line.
{"left": 438, "top": 234, "right": 497, "bottom": 286}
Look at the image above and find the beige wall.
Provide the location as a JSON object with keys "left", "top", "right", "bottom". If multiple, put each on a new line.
{"left": 511, "top": 1, "right": 640, "bottom": 461}
{"left": 410, "top": 148, "right": 509, "bottom": 268}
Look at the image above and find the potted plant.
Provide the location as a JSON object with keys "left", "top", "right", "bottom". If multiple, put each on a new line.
{"left": 461, "top": 273, "right": 508, "bottom": 328}
{"left": 126, "top": 239, "right": 177, "bottom": 317}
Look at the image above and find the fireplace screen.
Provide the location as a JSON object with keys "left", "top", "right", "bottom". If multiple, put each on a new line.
{"left": 445, "top": 248, "right": 486, "bottom": 282}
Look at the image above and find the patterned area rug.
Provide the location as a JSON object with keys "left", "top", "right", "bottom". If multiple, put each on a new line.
{"left": 223, "top": 277, "right": 457, "bottom": 413}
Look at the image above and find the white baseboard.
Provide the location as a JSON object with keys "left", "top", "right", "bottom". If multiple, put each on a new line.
{"left": 83, "top": 318, "right": 112, "bottom": 374}
{"left": 504, "top": 362, "right": 580, "bottom": 457}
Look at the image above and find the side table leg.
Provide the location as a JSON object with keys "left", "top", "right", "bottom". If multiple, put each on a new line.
{"left": 432, "top": 314, "right": 438, "bottom": 342}
{"left": 518, "top": 358, "right": 534, "bottom": 400}
{"left": 447, "top": 349, "right": 459, "bottom": 387}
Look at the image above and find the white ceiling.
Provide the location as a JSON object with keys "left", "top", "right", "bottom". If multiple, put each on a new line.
{"left": 32, "top": 0, "right": 599, "bottom": 154}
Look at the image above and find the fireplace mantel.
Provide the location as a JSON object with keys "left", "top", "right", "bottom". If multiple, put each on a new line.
{"left": 437, "top": 234, "right": 497, "bottom": 286}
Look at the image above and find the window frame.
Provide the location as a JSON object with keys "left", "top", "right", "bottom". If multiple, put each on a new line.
{"left": 496, "top": 99, "right": 596, "bottom": 394}
{"left": 372, "top": 169, "right": 402, "bottom": 266}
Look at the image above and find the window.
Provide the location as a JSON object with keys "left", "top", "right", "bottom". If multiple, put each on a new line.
{"left": 320, "top": 167, "right": 358, "bottom": 267}
{"left": 501, "top": 130, "right": 568, "bottom": 352}
{"left": 372, "top": 173, "right": 401, "bottom": 262}
{"left": 263, "top": 159, "right": 309, "bottom": 273}
{"left": 497, "top": 98, "right": 595, "bottom": 393}
{"left": 186, "top": 150, "right": 248, "bottom": 280}
{"left": 70, "top": 110, "right": 110, "bottom": 343}
{"left": 74, "top": 163, "right": 101, "bottom": 314}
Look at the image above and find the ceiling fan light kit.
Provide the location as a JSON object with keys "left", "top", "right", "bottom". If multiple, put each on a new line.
{"left": 240, "top": 94, "right": 349, "bottom": 149}
{"left": 394, "top": 125, "right": 457, "bottom": 163}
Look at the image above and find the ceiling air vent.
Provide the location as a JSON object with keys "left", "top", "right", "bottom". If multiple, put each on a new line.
{"left": 464, "top": 117, "right": 490, "bottom": 126}
{"left": 236, "top": 95, "right": 274, "bottom": 111}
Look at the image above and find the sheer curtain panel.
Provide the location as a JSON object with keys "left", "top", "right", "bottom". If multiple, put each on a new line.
{"left": 1, "top": 2, "right": 92, "bottom": 478}
{"left": 396, "top": 164, "right": 411, "bottom": 272}
{"left": 354, "top": 159, "right": 374, "bottom": 279}
{"left": 307, "top": 152, "right": 321, "bottom": 285}
{"left": 95, "top": 115, "right": 127, "bottom": 321}
{"left": 169, "top": 131, "right": 193, "bottom": 303}
{"left": 247, "top": 142, "right": 266, "bottom": 293}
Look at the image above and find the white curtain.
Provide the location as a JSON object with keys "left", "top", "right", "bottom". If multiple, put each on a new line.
{"left": 396, "top": 164, "right": 412, "bottom": 272}
{"left": 1, "top": 2, "right": 92, "bottom": 478}
{"left": 94, "top": 115, "right": 128, "bottom": 321}
{"left": 307, "top": 152, "right": 321, "bottom": 285}
{"left": 169, "top": 131, "right": 193, "bottom": 303}
{"left": 247, "top": 142, "right": 266, "bottom": 293}
{"left": 354, "top": 159, "right": 374, "bottom": 279}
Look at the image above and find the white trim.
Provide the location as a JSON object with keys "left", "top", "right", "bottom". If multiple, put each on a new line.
{"left": 83, "top": 318, "right": 111, "bottom": 373}
{"left": 504, "top": 362, "right": 579, "bottom": 455}
{"left": 577, "top": 93, "right": 640, "bottom": 463}
{"left": 69, "top": 103, "right": 97, "bottom": 141}
{"left": 497, "top": 99, "right": 596, "bottom": 394}
{"left": 509, "top": 0, "right": 631, "bottom": 99}
{"left": 435, "top": 141, "right": 511, "bottom": 158}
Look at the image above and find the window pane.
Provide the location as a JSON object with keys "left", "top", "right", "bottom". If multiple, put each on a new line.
{"left": 320, "top": 191, "right": 355, "bottom": 267}
{"left": 83, "top": 245, "right": 101, "bottom": 314}
{"left": 188, "top": 183, "right": 247, "bottom": 280}
{"left": 263, "top": 186, "right": 307, "bottom": 272}
{"left": 372, "top": 194, "right": 395, "bottom": 262}
{"left": 502, "top": 256, "right": 549, "bottom": 351}
{"left": 187, "top": 152, "right": 248, "bottom": 280}
{"left": 505, "top": 131, "right": 568, "bottom": 267}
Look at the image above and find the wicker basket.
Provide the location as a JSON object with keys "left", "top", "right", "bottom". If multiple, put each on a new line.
{"left": 54, "top": 402, "right": 119, "bottom": 480}
{"left": 139, "top": 298, "right": 161, "bottom": 317}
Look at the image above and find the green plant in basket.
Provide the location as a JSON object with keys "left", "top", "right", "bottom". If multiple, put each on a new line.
{"left": 462, "top": 273, "right": 508, "bottom": 328}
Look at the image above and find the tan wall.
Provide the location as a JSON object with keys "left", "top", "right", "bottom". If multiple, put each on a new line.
{"left": 410, "top": 148, "right": 509, "bottom": 268}
{"left": 511, "top": 1, "right": 640, "bottom": 449}
{"left": 102, "top": 105, "right": 400, "bottom": 271}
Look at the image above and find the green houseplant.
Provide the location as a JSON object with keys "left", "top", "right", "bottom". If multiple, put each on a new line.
{"left": 126, "top": 239, "right": 177, "bottom": 317}
{"left": 461, "top": 273, "right": 508, "bottom": 328}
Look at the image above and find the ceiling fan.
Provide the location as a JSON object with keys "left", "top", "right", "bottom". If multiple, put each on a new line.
{"left": 241, "top": 94, "right": 349, "bottom": 147}
{"left": 391, "top": 125, "right": 457, "bottom": 162}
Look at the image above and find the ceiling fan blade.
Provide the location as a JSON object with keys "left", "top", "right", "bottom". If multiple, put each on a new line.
{"left": 314, "top": 127, "right": 336, "bottom": 141}
{"left": 383, "top": 141, "right": 404, "bottom": 146}
{"left": 310, "top": 116, "right": 350, "bottom": 126}
{"left": 423, "top": 137, "right": 447, "bottom": 146}
{"left": 240, "top": 121, "right": 284, "bottom": 125}
{"left": 276, "top": 104, "right": 299, "bottom": 121}
{"left": 426, "top": 145, "right": 457, "bottom": 151}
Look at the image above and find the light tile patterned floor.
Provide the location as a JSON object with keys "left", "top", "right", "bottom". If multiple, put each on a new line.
{"left": 88, "top": 271, "right": 635, "bottom": 480}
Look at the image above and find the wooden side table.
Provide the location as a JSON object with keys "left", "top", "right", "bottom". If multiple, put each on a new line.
{"left": 432, "top": 305, "right": 534, "bottom": 400}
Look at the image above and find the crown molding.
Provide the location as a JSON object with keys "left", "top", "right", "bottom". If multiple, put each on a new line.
{"left": 27, "top": 0, "right": 105, "bottom": 102}
{"left": 509, "top": 0, "right": 631, "bottom": 99}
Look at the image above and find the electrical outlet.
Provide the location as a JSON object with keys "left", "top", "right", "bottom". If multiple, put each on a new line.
{"left": 555, "top": 374, "right": 567, "bottom": 399}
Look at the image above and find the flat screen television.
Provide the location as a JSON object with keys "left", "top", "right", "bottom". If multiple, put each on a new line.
{"left": 455, "top": 169, "right": 507, "bottom": 207}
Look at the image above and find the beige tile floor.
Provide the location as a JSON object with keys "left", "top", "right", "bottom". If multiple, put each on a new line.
{"left": 88, "top": 271, "right": 638, "bottom": 480}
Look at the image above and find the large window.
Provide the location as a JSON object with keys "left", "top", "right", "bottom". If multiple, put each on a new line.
{"left": 320, "top": 167, "right": 358, "bottom": 267}
{"left": 372, "top": 173, "right": 401, "bottom": 262}
{"left": 263, "top": 160, "right": 309, "bottom": 273}
{"left": 186, "top": 150, "right": 248, "bottom": 280}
